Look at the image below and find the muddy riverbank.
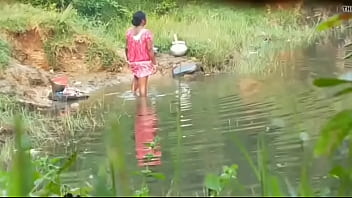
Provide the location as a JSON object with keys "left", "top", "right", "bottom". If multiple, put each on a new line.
{"left": 0, "top": 52, "right": 203, "bottom": 111}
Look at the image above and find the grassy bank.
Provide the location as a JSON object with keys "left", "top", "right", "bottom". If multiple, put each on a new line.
{"left": 0, "top": 1, "right": 324, "bottom": 74}
{"left": 108, "top": 0, "right": 323, "bottom": 72}
{"left": 0, "top": 3, "right": 124, "bottom": 72}
{"left": 143, "top": 4, "right": 318, "bottom": 72}
{"left": 0, "top": 95, "right": 106, "bottom": 163}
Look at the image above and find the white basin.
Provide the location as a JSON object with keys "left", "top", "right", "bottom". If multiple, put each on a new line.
{"left": 170, "top": 41, "right": 188, "bottom": 56}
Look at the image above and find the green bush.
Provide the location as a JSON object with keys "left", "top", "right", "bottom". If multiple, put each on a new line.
{"left": 72, "top": 0, "right": 130, "bottom": 24}
{"left": 17, "top": 0, "right": 130, "bottom": 24}
{"left": 154, "top": 0, "right": 178, "bottom": 15}
{"left": 17, "top": 0, "right": 72, "bottom": 10}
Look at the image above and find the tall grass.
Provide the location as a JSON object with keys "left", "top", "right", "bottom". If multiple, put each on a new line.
{"left": 131, "top": 3, "right": 319, "bottom": 72}
{"left": 0, "top": 1, "right": 323, "bottom": 73}
{"left": 0, "top": 39, "right": 10, "bottom": 71}
{"left": 0, "top": 95, "right": 105, "bottom": 163}
{"left": 0, "top": 3, "right": 124, "bottom": 71}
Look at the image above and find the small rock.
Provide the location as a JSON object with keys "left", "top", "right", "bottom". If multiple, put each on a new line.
{"left": 70, "top": 103, "right": 79, "bottom": 110}
{"left": 74, "top": 81, "right": 82, "bottom": 86}
{"left": 172, "top": 62, "right": 200, "bottom": 77}
{"left": 299, "top": 132, "right": 309, "bottom": 142}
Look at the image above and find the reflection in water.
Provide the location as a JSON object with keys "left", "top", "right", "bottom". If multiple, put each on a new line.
{"left": 134, "top": 97, "right": 161, "bottom": 166}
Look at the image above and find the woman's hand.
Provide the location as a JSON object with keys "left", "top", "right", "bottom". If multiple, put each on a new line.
{"left": 152, "top": 64, "right": 158, "bottom": 74}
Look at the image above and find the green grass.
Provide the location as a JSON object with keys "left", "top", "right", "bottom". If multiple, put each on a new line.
{"left": 0, "top": 95, "right": 105, "bottom": 163}
{"left": 0, "top": 1, "right": 325, "bottom": 73}
{"left": 113, "top": 2, "right": 321, "bottom": 72}
{"left": 0, "top": 38, "right": 10, "bottom": 70}
{"left": 0, "top": 3, "right": 124, "bottom": 71}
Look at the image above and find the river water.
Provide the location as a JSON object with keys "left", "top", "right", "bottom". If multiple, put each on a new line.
{"left": 47, "top": 40, "right": 352, "bottom": 196}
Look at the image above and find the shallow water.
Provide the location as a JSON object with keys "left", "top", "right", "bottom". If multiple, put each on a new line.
{"left": 47, "top": 41, "right": 352, "bottom": 196}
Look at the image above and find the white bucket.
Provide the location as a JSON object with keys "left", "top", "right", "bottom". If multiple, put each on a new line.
{"left": 170, "top": 34, "right": 188, "bottom": 57}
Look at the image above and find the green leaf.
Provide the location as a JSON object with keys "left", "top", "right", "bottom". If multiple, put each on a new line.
{"left": 141, "top": 169, "right": 152, "bottom": 175}
{"left": 267, "top": 176, "right": 284, "bottom": 196}
{"left": 313, "top": 78, "right": 352, "bottom": 87}
{"left": 314, "top": 110, "right": 352, "bottom": 157}
{"left": 334, "top": 87, "right": 352, "bottom": 97}
{"left": 149, "top": 173, "right": 166, "bottom": 180}
{"left": 316, "top": 13, "right": 352, "bottom": 32}
{"left": 58, "top": 152, "right": 77, "bottom": 174}
{"left": 316, "top": 14, "right": 342, "bottom": 31}
{"left": 204, "top": 174, "right": 221, "bottom": 192}
{"left": 329, "top": 165, "right": 346, "bottom": 179}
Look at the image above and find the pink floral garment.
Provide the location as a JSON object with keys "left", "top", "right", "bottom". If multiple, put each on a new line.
{"left": 126, "top": 28, "right": 154, "bottom": 78}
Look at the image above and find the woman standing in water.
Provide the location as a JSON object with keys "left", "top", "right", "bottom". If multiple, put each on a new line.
{"left": 125, "top": 11, "right": 157, "bottom": 97}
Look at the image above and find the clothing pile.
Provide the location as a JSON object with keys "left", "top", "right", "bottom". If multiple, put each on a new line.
{"left": 49, "top": 76, "right": 89, "bottom": 101}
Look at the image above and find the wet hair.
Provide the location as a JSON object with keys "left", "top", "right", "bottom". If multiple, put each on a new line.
{"left": 132, "top": 11, "right": 146, "bottom": 26}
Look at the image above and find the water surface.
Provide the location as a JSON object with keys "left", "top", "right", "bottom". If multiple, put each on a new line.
{"left": 48, "top": 42, "right": 352, "bottom": 196}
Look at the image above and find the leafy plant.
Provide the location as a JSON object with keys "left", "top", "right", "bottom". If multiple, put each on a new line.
{"left": 316, "top": 13, "right": 352, "bottom": 31}
{"left": 154, "top": 0, "right": 178, "bottom": 16}
{"left": 72, "top": 0, "right": 130, "bottom": 24}
{"left": 0, "top": 115, "right": 88, "bottom": 197}
{"left": 17, "top": 0, "right": 73, "bottom": 11}
{"left": 204, "top": 164, "right": 238, "bottom": 196}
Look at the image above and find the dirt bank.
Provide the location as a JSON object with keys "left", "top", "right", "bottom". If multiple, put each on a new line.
{"left": 0, "top": 52, "right": 201, "bottom": 111}
{"left": 0, "top": 25, "right": 203, "bottom": 111}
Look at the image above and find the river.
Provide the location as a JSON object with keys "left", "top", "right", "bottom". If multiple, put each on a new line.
{"left": 45, "top": 40, "right": 352, "bottom": 196}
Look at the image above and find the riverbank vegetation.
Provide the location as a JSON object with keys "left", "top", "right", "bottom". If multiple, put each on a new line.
{"left": 0, "top": 0, "right": 328, "bottom": 73}
{"left": 0, "top": 95, "right": 106, "bottom": 163}
{"left": 1, "top": 0, "right": 351, "bottom": 197}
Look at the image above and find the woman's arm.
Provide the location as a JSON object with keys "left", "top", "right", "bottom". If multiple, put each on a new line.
{"left": 125, "top": 39, "right": 129, "bottom": 62}
{"left": 146, "top": 31, "right": 156, "bottom": 65}
{"left": 147, "top": 40, "right": 156, "bottom": 65}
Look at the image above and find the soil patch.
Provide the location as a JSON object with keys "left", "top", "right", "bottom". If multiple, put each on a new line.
{"left": 8, "top": 28, "right": 50, "bottom": 70}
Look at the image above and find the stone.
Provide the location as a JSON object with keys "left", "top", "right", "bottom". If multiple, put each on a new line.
{"left": 172, "top": 62, "right": 200, "bottom": 77}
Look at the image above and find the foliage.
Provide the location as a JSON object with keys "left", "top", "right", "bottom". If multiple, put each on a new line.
{"left": 17, "top": 0, "right": 72, "bottom": 10}
{"left": 0, "top": 3, "right": 123, "bottom": 71}
{"left": 144, "top": 2, "right": 318, "bottom": 72}
{"left": 204, "top": 164, "right": 238, "bottom": 196}
{"left": 316, "top": 13, "right": 352, "bottom": 31}
{"left": 0, "top": 39, "right": 11, "bottom": 70}
{"left": 311, "top": 13, "right": 352, "bottom": 196}
{"left": 0, "top": 115, "right": 86, "bottom": 197}
{"left": 2, "top": 1, "right": 321, "bottom": 73}
{"left": 72, "top": 0, "right": 130, "bottom": 24}
{"left": 154, "top": 0, "right": 178, "bottom": 16}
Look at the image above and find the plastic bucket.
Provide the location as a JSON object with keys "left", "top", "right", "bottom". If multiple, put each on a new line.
{"left": 50, "top": 76, "right": 68, "bottom": 93}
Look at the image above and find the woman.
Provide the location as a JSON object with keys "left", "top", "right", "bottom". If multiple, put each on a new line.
{"left": 125, "top": 11, "right": 157, "bottom": 97}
